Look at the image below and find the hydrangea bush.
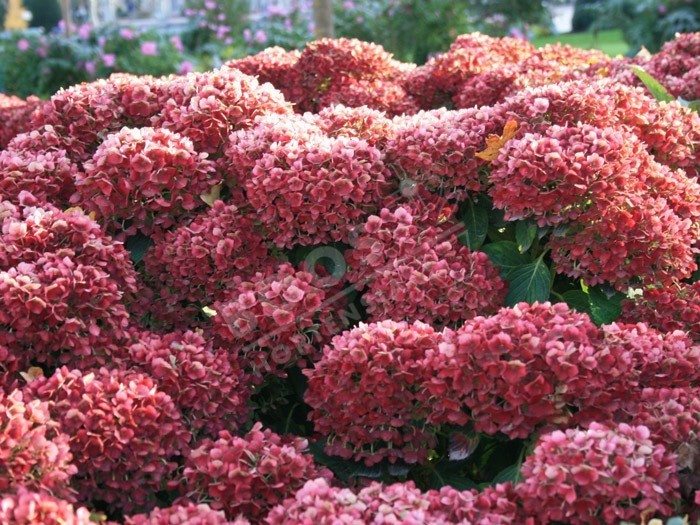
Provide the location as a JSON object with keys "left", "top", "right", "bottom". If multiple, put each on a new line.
{"left": 1, "top": 31, "right": 699, "bottom": 524}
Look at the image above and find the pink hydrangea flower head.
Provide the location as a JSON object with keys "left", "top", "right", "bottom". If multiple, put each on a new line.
{"left": 517, "top": 422, "right": 680, "bottom": 523}
{"left": 0, "top": 488, "right": 95, "bottom": 525}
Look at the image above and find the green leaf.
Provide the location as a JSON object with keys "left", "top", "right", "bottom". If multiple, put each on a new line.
{"left": 561, "top": 290, "right": 592, "bottom": 316}
{"left": 686, "top": 99, "right": 700, "bottom": 113}
{"left": 309, "top": 442, "right": 383, "bottom": 481}
{"left": 480, "top": 241, "right": 532, "bottom": 278}
{"left": 124, "top": 233, "right": 152, "bottom": 264}
{"left": 504, "top": 258, "right": 552, "bottom": 306}
{"left": 588, "top": 285, "right": 623, "bottom": 325}
{"left": 515, "top": 220, "right": 538, "bottom": 253}
{"left": 428, "top": 462, "right": 478, "bottom": 491}
{"left": 630, "top": 65, "right": 675, "bottom": 103}
{"left": 492, "top": 463, "right": 523, "bottom": 484}
{"left": 458, "top": 197, "right": 490, "bottom": 250}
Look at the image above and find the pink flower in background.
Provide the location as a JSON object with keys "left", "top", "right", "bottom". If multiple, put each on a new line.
{"left": 17, "top": 39, "right": 30, "bottom": 52}
{"left": 140, "top": 41, "right": 158, "bottom": 56}
{"left": 98, "top": 36, "right": 106, "bottom": 47}
{"left": 224, "top": 37, "right": 233, "bottom": 44}
{"left": 102, "top": 53, "right": 116, "bottom": 67}
{"left": 84, "top": 60, "right": 96, "bottom": 75}
{"left": 243, "top": 28, "right": 252, "bottom": 43}
{"left": 77, "top": 23, "right": 92, "bottom": 39}
{"left": 204, "top": 0, "right": 217, "bottom": 9}
{"left": 36, "top": 46, "right": 47, "bottom": 58}
{"left": 178, "top": 60, "right": 194, "bottom": 74}
{"left": 119, "top": 27, "right": 135, "bottom": 40}
{"left": 254, "top": 29, "right": 268, "bottom": 44}
{"left": 169, "top": 35, "right": 184, "bottom": 52}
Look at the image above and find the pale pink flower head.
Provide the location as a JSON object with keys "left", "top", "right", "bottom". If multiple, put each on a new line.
{"left": 169, "top": 34, "right": 184, "bottom": 52}
{"left": 102, "top": 53, "right": 116, "bottom": 67}
{"left": 84, "top": 60, "right": 96, "bottom": 75}
{"left": 140, "top": 41, "right": 158, "bottom": 56}
{"left": 119, "top": 27, "right": 135, "bottom": 40}
{"left": 77, "top": 23, "right": 92, "bottom": 39}
{"left": 178, "top": 60, "right": 193, "bottom": 74}
{"left": 16, "top": 39, "right": 30, "bottom": 52}
{"left": 254, "top": 29, "right": 268, "bottom": 44}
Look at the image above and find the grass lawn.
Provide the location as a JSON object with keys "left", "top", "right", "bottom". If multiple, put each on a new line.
{"left": 531, "top": 29, "right": 630, "bottom": 57}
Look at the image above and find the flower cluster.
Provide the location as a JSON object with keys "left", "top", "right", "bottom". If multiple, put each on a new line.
{"left": 0, "top": 389, "right": 75, "bottom": 498}
{"left": 0, "top": 194, "right": 136, "bottom": 369}
{"left": 213, "top": 263, "right": 342, "bottom": 377}
{"left": 223, "top": 47, "right": 302, "bottom": 104}
{"left": 493, "top": 79, "right": 700, "bottom": 177}
{"left": 620, "top": 281, "right": 700, "bottom": 339}
{"left": 454, "top": 44, "right": 609, "bottom": 109}
{"left": 125, "top": 502, "right": 250, "bottom": 525}
{"left": 441, "top": 302, "right": 606, "bottom": 438}
{"left": 0, "top": 127, "right": 80, "bottom": 207}
{"left": 643, "top": 33, "right": 700, "bottom": 101}
{"left": 488, "top": 123, "right": 654, "bottom": 225}
{"left": 0, "top": 94, "right": 47, "bottom": 150}
{"left": 345, "top": 206, "right": 506, "bottom": 325}
{"left": 385, "top": 106, "right": 503, "bottom": 198}
{"left": 27, "top": 366, "right": 191, "bottom": 513}
{"left": 153, "top": 68, "right": 292, "bottom": 155}
{"left": 548, "top": 191, "right": 698, "bottom": 289}
{"left": 73, "top": 126, "right": 217, "bottom": 237}
{"left": 225, "top": 114, "right": 389, "bottom": 247}
{"left": 292, "top": 38, "right": 411, "bottom": 113}
{"left": 267, "top": 477, "right": 520, "bottom": 524}
{"left": 516, "top": 423, "right": 680, "bottom": 524}
{"left": 609, "top": 388, "right": 700, "bottom": 457}
{"left": 124, "top": 330, "right": 252, "bottom": 437}
{"left": 408, "top": 32, "right": 534, "bottom": 108}
{"left": 304, "top": 320, "right": 450, "bottom": 466}
{"left": 0, "top": 488, "right": 95, "bottom": 525}
{"left": 315, "top": 104, "right": 395, "bottom": 147}
{"left": 181, "top": 423, "right": 331, "bottom": 521}
{"left": 144, "top": 200, "right": 273, "bottom": 312}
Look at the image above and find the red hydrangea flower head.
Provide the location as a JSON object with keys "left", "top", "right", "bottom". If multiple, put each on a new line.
{"left": 488, "top": 123, "right": 653, "bottom": 226}
{"left": 316, "top": 79, "right": 420, "bottom": 116}
{"left": 125, "top": 329, "right": 252, "bottom": 437}
{"left": 442, "top": 302, "right": 611, "bottom": 438}
{"left": 0, "top": 389, "right": 76, "bottom": 498}
{"left": 316, "top": 104, "right": 396, "bottom": 147}
{"left": 517, "top": 422, "right": 680, "bottom": 524}
{"left": 0, "top": 127, "right": 81, "bottom": 206}
{"left": 153, "top": 68, "right": 292, "bottom": 154}
{"left": 213, "top": 263, "right": 343, "bottom": 377}
{"left": 223, "top": 47, "right": 302, "bottom": 103}
{"left": 549, "top": 191, "right": 698, "bottom": 290}
{"left": 144, "top": 200, "right": 273, "bottom": 310}
{"left": 0, "top": 94, "right": 48, "bottom": 150}
{"left": 125, "top": 502, "right": 250, "bottom": 525}
{"left": 621, "top": 281, "right": 700, "bottom": 340}
{"left": 182, "top": 422, "right": 331, "bottom": 521}
{"left": 386, "top": 105, "right": 503, "bottom": 199}
{"left": 267, "top": 477, "right": 521, "bottom": 524}
{"left": 27, "top": 366, "right": 191, "bottom": 514}
{"left": 425, "top": 32, "right": 534, "bottom": 97}
{"left": 346, "top": 206, "right": 506, "bottom": 325}
{"left": 0, "top": 488, "right": 95, "bottom": 525}
{"left": 73, "top": 126, "right": 217, "bottom": 237}
{"left": 227, "top": 114, "right": 389, "bottom": 247}
{"left": 293, "top": 38, "right": 407, "bottom": 111}
{"left": 304, "top": 319, "right": 450, "bottom": 466}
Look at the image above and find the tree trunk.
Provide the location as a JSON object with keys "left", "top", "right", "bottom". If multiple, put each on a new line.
{"left": 60, "top": 0, "right": 71, "bottom": 36}
{"left": 313, "top": 0, "right": 334, "bottom": 39}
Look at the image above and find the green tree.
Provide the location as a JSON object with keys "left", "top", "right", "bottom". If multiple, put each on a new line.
{"left": 26, "top": 0, "right": 62, "bottom": 31}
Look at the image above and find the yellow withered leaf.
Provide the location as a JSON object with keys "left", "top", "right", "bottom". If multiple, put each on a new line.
{"left": 19, "top": 366, "right": 44, "bottom": 383}
{"left": 475, "top": 120, "right": 520, "bottom": 162}
{"left": 200, "top": 183, "right": 222, "bottom": 207}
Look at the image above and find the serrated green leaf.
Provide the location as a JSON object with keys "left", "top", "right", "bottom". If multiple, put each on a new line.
{"left": 588, "top": 285, "right": 623, "bottom": 325}
{"left": 480, "top": 241, "right": 532, "bottom": 278}
{"left": 630, "top": 65, "right": 675, "bottom": 103}
{"left": 492, "top": 463, "right": 523, "bottom": 484}
{"left": 561, "top": 290, "right": 592, "bottom": 316}
{"left": 515, "top": 220, "right": 538, "bottom": 253}
{"left": 458, "top": 197, "right": 490, "bottom": 250}
{"left": 124, "top": 233, "right": 152, "bottom": 264}
{"left": 504, "top": 258, "right": 552, "bottom": 306}
{"left": 686, "top": 99, "right": 700, "bottom": 112}
{"left": 428, "top": 462, "right": 478, "bottom": 491}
